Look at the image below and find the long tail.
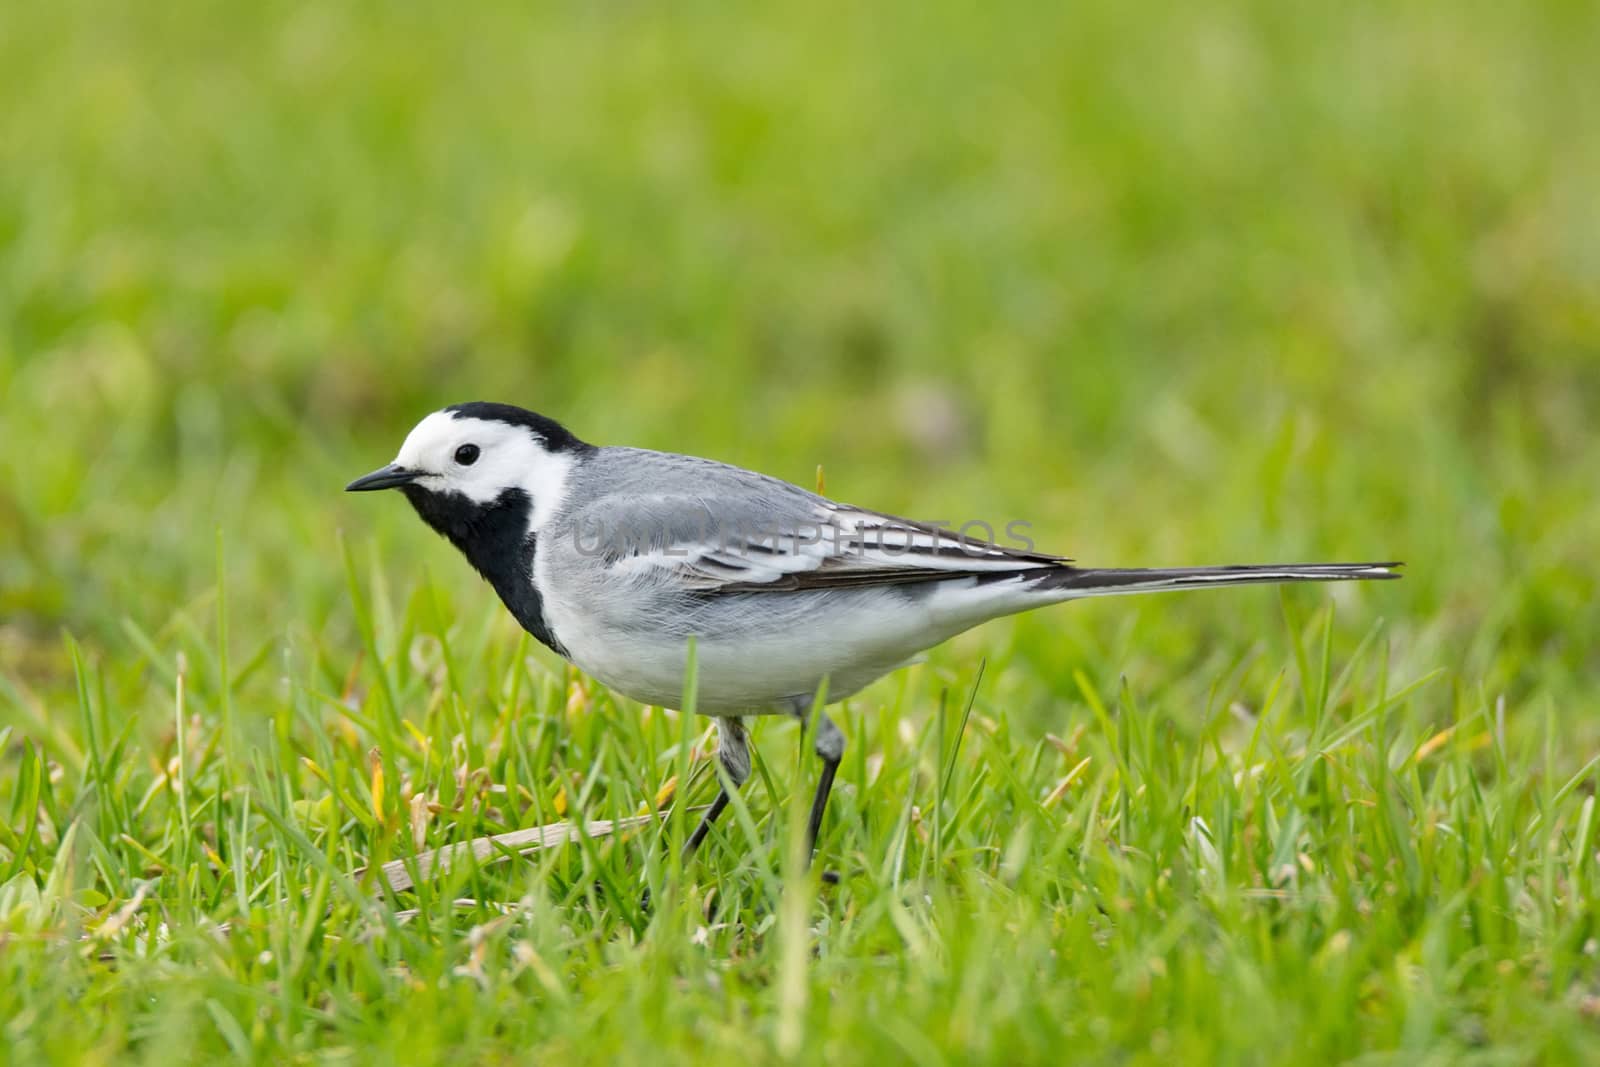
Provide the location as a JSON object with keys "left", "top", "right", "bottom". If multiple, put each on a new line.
{"left": 1035, "top": 561, "right": 1402, "bottom": 598}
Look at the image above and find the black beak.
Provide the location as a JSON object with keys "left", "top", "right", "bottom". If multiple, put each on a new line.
{"left": 345, "top": 464, "right": 422, "bottom": 492}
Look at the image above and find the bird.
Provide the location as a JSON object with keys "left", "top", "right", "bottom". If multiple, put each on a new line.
{"left": 346, "top": 401, "right": 1400, "bottom": 865}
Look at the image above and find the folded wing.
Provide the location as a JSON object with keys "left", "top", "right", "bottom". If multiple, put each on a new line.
{"left": 561, "top": 494, "right": 1070, "bottom": 594}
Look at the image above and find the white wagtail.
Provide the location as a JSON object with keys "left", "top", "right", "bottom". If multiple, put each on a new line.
{"left": 347, "top": 402, "right": 1400, "bottom": 862}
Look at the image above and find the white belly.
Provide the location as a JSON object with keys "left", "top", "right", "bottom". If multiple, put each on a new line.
{"left": 540, "top": 586, "right": 940, "bottom": 714}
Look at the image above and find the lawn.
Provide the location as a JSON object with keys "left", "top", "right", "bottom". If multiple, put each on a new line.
{"left": 3, "top": 1, "right": 1599, "bottom": 1062}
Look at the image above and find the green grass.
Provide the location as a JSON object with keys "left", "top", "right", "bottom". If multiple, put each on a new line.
{"left": 4, "top": 0, "right": 1600, "bottom": 1062}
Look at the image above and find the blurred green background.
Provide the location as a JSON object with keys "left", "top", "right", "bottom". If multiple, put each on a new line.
{"left": 5, "top": 0, "right": 1600, "bottom": 1060}
{"left": 4, "top": 0, "right": 1596, "bottom": 711}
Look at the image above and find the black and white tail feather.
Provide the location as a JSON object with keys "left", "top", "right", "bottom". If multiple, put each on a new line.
{"left": 1033, "top": 561, "right": 1402, "bottom": 597}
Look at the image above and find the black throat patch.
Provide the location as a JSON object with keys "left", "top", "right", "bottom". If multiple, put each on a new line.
{"left": 400, "top": 485, "right": 567, "bottom": 656}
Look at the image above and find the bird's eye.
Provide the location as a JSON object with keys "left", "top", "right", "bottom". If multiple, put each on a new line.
{"left": 454, "top": 444, "right": 480, "bottom": 466}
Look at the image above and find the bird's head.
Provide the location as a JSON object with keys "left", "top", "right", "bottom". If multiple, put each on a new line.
{"left": 346, "top": 402, "right": 592, "bottom": 541}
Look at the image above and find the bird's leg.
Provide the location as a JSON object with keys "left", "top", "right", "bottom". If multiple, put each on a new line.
{"left": 644, "top": 718, "right": 751, "bottom": 914}
{"left": 799, "top": 704, "right": 845, "bottom": 870}
{"left": 683, "top": 716, "right": 750, "bottom": 860}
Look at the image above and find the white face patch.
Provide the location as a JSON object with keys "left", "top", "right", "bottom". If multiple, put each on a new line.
{"left": 393, "top": 411, "right": 576, "bottom": 530}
